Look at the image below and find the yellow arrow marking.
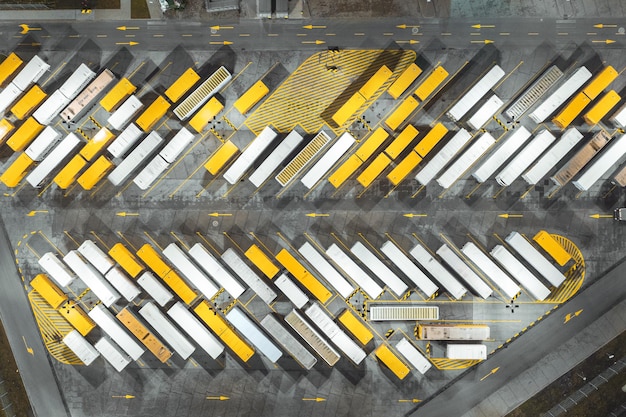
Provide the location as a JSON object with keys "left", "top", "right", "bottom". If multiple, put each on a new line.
{"left": 470, "top": 39, "right": 494, "bottom": 44}
{"left": 112, "top": 394, "right": 135, "bottom": 399}
{"left": 591, "top": 39, "right": 616, "bottom": 44}
{"left": 301, "top": 40, "right": 326, "bottom": 44}
{"left": 564, "top": 309, "right": 583, "bottom": 324}
{"left": 480, "top": 366, "right": 500, "bottom": 381}
{"left": 116, "top": 212, "right": 139, "bottom": 217}
{"left": 302, "top": 25, "right": 326, "bottom": 29}
{"left": 589, "top": 213, "right": 613, "bottom": 219}
{"left": 396, "top": 40, "right": 420, "bottom": 44}
{"left": 206, "top": 395, "right": 230, "bottom": 400}
{"left": 594, "top": 24, "right": 617, "bottom": 28}
{"left": 27, "top": 210, "right": 48, "bottom": 217}
{"left": 498, "top": 213, "right": 523, "bottom": 219}
{"left": 403, "top": 213, "right": 428, "bottom": 218}
{"left": 116, "top": 26, "right": 140, "bottom": 31}
{"left": 208, "top": 213, "right": 233, "bottom": 217}
{"left": 398, "top": 399, "right": 422, "bottom": 403}
{"left": 19, "top": 24, "right": 42, "bottom": 34}
{"left": 210, "top": 25, "right": 234, "bottom": 30}
{"left": 115, "top": 41, "right": 139, "bottom": 46}
{"left": 472, "top": 24, "right": 495, "bottom": 29}
{"left": 209, "top": 41, "right": 233, "bottom": 45}
{"left": 22, "top": 336, "right": 33, "bottom": 355}
{"left": 396, "top": 24, "right": 419, "bottom": 29}
{"left": 302, "top": 397, "right": 326, "bottom": 402}
{"left": 305, "top": 213, "right": 330, "bottom": 218}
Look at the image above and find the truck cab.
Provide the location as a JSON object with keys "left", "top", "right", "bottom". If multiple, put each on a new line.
{"left": 614, "top": 208, "right": 626, "bottom": 221}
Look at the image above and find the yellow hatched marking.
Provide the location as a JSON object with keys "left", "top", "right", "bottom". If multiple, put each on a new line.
{"left": 430, "top": 358, "right": 481, "bottom": 370}
{"left": 545, "top": 234, "right": 585, "bottom": 303}
{"left": 245, "top": 50, "right": 416, "bottom": 136}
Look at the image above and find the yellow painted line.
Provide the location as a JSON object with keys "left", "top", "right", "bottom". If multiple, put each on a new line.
{"left": 296, "top": 33, "right": 307, "bottom": 36}
{"left": 587, "top": 32, "right": 597, "bottom": 35}
{"left": 69, "top": 34, "right": 80, "bottom": 38}
{"left": 528, "top": 32, "right": 539, "bottom": 35}
{"left": 210, "top": 34, "right": 220, "bottom": 37}
{"left": 97, "top": 34, "right": 107, "bottom": 38}
{"left": 441, "top": 32, "right": 452, "bottom": 36}
{"left": 499, "top": 32, "right": 510, "bottom": 35}
{"left": 41, "top": 61, "right": 66, "bottom": 88}
{"left": 558, "top": 32, "right": 568, "bottom": 35}
{"left": 383, "top": 32, "right": 394, "bottom": 36}
{"left": 239, "top": 33, "right": 250, "bottom": 36}
{"left": 153, "top": 34, "right": 164, "bottom": 37}
{"left": 268, "top": 33, "right": 278, "bottom": 37}
{"left": 125, "top": 35, "right": 135, "bottom": 38}
{"left": 182, "top": 34, "right": 193, "bottom": 37}
{"left": 325, "top": 33, "right": 336, "bottom": 36}
{"left": 470, "top": 33, "right": 481, "bottom": 36}
{"left": 354, "top": 32, "right": 365, "bottom": 36}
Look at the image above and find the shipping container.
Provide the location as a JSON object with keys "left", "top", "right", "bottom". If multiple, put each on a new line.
{"left": 395, "top": 337, "right": 432, "bottom": 374}
{"left": 58, "top": 300, "right": 97, "bottom": 336}
{"left": 78, "top": 239, "right": 115, "bottom": 275}
{"left": 490, "top": 245, "right": 550, "bottom": 301}
{"left": 116, "top": 306, "right": 173, "bottom": 363}
{"left": 63, "top": 250, "right": 121, "bottom": 307}
{"left": 533, "top": 231, "right": 572, "bottom": 267}
{"left": 275, "top": 248, "right": 332, "bottom": 303}
{"left": 53, "top": 154, "right": 88, "bottom": 189}
{"left": 223, "top": 125, "right": 278, "bottom": 184}
{"left": 105, "top": 267, "right": 142, "bottom": 302}
{"left": 325, "top": 243, "right": 383, "bottom": 300}
{"left": 447, "top": 65, "right": 505, "bottom": 122}
{"left": 221, "top": 248, "right": 277, "bottom": 305}
{"left": 204, "top": 140, "right": 239, "bottom": 175}
{"left": 276, "top": 130, "right": 332, "bottom": 186}
{"left": 437, "top": 132, "right": 495, "bottom": 189}
{"left": 328, "top": 154, "right": 363, "bottom": 188}
{"left": 10, "top": 55, "right": 49, "bottom": 92}
{"left": 417, "top": 323, "right": 490, "bottom": 340}
{"left": 94, "top": 337, "right": 132, "bottom": 372}
{"left": 25, "top": 125, "right": 61, "bottom": 162}
{"left": 108, "top": 131, "right": 163, "bottom": 186}
{"left": 285, "top": 309, "right": 340, "bottom": 366}
{"left": 375, "top": 345, "right": 410, "bottom": 380}
{"left": 388, "top": 63, "right": 423, "bottom": 100}
{"left": 529, "top": 66, "right": 592, "bottom": 123}
{"left": 274, "top": 273, "right": 309, "bottom": 309}
{"left": 467, "top": 95, "right": 503, "bottom": 130}
{"left": 0, "top": 153, "right": 35, "bottom": 187}
{"left": 415, "top": 128, "right": 472, "bottom": 186}
{"left": 249, "top": 130, "right": 304, "bottom": 188}
{"left": 584, "top": 90, "right": 621, "bottom": 125}
{"left": 135, "top": 95, "right": 170, "bottom": 132}
{"left": 505, "top": 65, "right": 563, "bottom": 121}
{"left": 460, "top": 242, "right": 520, "bottom": 300}
{"left": 384, "top": 124, "right": 419, "bottom": 160}
{"left": 88, "top": 304, "right": 145, "bottom": 361}
{"left": 107, "top": 95, "right": 143, "bottom": 131}
{"left": 356, "top": 127, "right": 389, "bottom": 162}
{"left": 37, "top": 252, "right": 75, "bottom": 287}
{"left": 174, "top": 66, "right": 232, "bottom": 120}
{"left": 332, "top": 92, "right": 366, "bottom": 127}
{"left": 472, "top": 126, "right": 532, "bottom": 183}
{"left": 244, "top": 244, "right": 279, "bottom": 279}
{"left": 572, "top": 133, "right": 626, "bottom": 191}
{"left": 139, "top": 301, "right": 195, "bottom": 360}
{"left": 26, "top": 132, "right": 81, "bottom": 188}
{"left": 552, "top": 92, "right": 591, "bottom": 129}
{"left": 369, "top": 305, "right": 439, "bottom": 321}
{"left": 301, "top": 131, "right": 355, "bottom": 189}
{"left": 30, "top": 274, "right": 68, "bottom": 309}
{"left": 260, "top": 314, "right": 317, "bottom": 370}
{"left": 414, "top": 122, "right": 449, "bottom": 158}
{"left": 409, "top": 244, "right": 467, "bottom": 300}
{"left": 137, "top": 271, "right": 173, "bottom": 307}
{"left": 385, "top": 96, "right": 419, "bottom": 131}
{"left": 80, "top": 127, "right": 115, "bottom": 161}
{"left": 446, "top": 344, "right": 487, "bottom": 360}
{"left": 77, "top": 155, "right": 114, "bottom": 190}
{"left": 379, "top": 241, "right": 438, "bottom": 298}
{"left": 234, "top": 80, "right": 269, "bottom": 115}
{"left": 6, "top": 116, "right": 44, "bottom": 151}
{"left": 298, "top": 242, "right": 355, "bottom": 298}
{"left": 414, "top": 65, "right": 448, "bottom": 101}
{"left": 10, "top": 85, "right": 46, "bottom": 120}
{"left": 164, "top": 68, "right": 200, "bottom": 103}
{"left": 338, "top": 309, "right": 373, "bottom": 345}
{"left": 350, "top": 241, "right": 408, "bottom": 297}
{"left": 551, "top": 131, "right": 610, "bottom": 186}
{"left": 60, "top": 69, "right": 115, "bottom": 123}
{"left": 386, "top": 150, "right": 422, "bottom": 186}
{"left": 188, "top": 242, "right": 246, "bottom": 299}
{"left": 108, "top": 243, "right": 144, "bottom": 278}
{"left": 505, "top": 232, "right": 566, "bottom": 287}
{"left": 225, "top": 307, "right": 282, "bottom": 363}
{"left": 100, "top": 78, "right": 136, "bottom": 112}
{"left": 357, "top": 153, "right": 391, "bottom": 187}
{"left": 167, "top": 302, "right": 224, "bottom": 359}
{"left": 0, "top": 53, "right": 23, "bottom": 87}
{"left": 436, "top": 244, "right": 493, "bottom": 299}
{"left": 495, "top": 129, "right": 556, "bottom": 187}
{"left": 522, "top": 128, "right": 583, "bottom": 185}
{"left": 162, "top": 243, "right": 219, "bottom": 300}
{"left": 63, "top": 330, "right": 100, "bottom": 366}
{"left": 188, "top": 97, "right": 223, "bottom": 133}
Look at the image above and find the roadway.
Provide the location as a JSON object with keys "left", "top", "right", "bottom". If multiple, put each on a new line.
{"left": 0, "top": 215, "right": 68, "bottom": 417}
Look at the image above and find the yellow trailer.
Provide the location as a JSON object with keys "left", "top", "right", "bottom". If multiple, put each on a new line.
{"left": 6, "top": 117, "right": 44, "bottom": 152}
{"left": 387, "top": 150, "right": 422, "bottom": 185}
{"left": 385, "top": 96, "right": 419, "bottom": 131}
{"left": 165, "top": 68, "right": 200, "bottom": 103}
{"left": 10, "top": 85, "right": 47, "bottom": 120}
{"left": 355, "top": 127, "right": 389, "bottom": 162}
{"left": 0, "top": 153, "right": 35, "bottom": 187}
{"left": 100, "top": 78, "right": 136, "bottom": 112}
{"left": 582, "top": 65, "right": 618, "bottom": 100}
{"left": 552, "top": 92, "right": 591, "bottom": 129}
{"left": 234, "top": 80, "right": 269, "bottom": 114}
{"left": 414, "top": 66, "right": 449, "bottom": 101}
{"left": 533, "top": 230, "right": 572, "bottom": 267}
{"left": 189, "top": 97, "right": 224, "bottom": 133}
{"left": 245, "top": 244, "right": 279, "bottom": 279}
{"left": 275, "top": 249, "right": 332, "bottom": 303}
{"left": 359, "top": 65, "right": 392, "bottom": 99}
{"left": 77, "top": 155, "right": 114, "bottom": 190}
{"left": 58, "top": 300, "right": 96, "bottom": 337}
{"left": 0, "top": 52, "right": 22, "bottom": 87}
{"left": 332, "top": 92, "right": 366, "bottom": 127}
{"left": 384, "top": 124, "right": 419, "bottom": 159}
{"left": 79, "top": 127, "right": 115, "bottom": 162}
{"left": 204, "top": 140, "right": 239, "bottom": 175}
{"left": 0, "top": 118, "right": 15, "bottom": 146}
{"left": 108, "top": 243, "right": 145, "bottom": 278}
{"left": 414, "top": 123, "right": 448, "bottom": 158}
{"left": 388, "top": 63, "right": 423, "bottom": 100}
{"left": 54, "top": 154, "right": 88, "bottom": 190}
{"left": 357, "top": 153, "right": 391, "bottom": 187}
{"left": 328, "top": 154, "right": 363, "bottom": 188}
{"left": 338, "top": 309, "right": 373, "bottom": 345}
{"left": 135, "top": 95, "right": 170, "bottom": 132}
{"left": 30, "top": 274, "right": 68, "bottom": 309}
{"left": 375, "top": 345, "right": 410, "bottom": 380}
{"left": 584, "top": 90, "right": 621, "bottom": 125}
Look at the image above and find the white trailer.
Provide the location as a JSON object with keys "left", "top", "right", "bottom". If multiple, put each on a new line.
{"left": 105, "top": 266, "right": 141, "bottom": 302}
{"left": 380, "top": 241, "right": 438, "bottom": 298}
{"left": 522, "top": 128, "right": 584, "bottom": 185}
{"left": 249, "top": 130, "right": 304, "bottom": 188}
{"left": 167, "top": 302, "right": 224, "bottom": 359}
{"left": 495, "top": 129, "right": 556, "bottom": 186}
{"left": 108, "top": 131, "right": 163, "bottom": 186}
{"left": 529, "top": 66, "right": 592, "bottom": 123}
{"left": 133, "top": 155, "right": 169, "bottom": 190}
{"left": 221, "top": 248, "right": 277, "bottom": 305}
{"left": 25, "top": 126, "right": 62, "bottom": 162}
{"left": 107, "top": 123, "right": 143, "bottom": 159}
{"left": 26, "top": 132, "right": 80, "bottom": 188}
{"left": 94, "top": 337, "right": 132, "bottom": 372}
{"left": 505, "top": 232, "right": 566, "bottom": 287}
{"left": 505, "top": 65, "right": 564, "bottom": 121}
{"left": 59, "top": 63, "right": 96, "bottom": 100}
{"left": 260, "top": 314, "right": 317, "bottom": 370}
{"left": 409, "top": 244, "right": 467, "bottom": 300}
{"left": 415, "top": 128, "right": 472, "bottom": 185}
{"left": 472, "top": 126, "right": 532, "bottom": 183}
{"left": 274, "top": 273, "right": 309, "bottom": 309}
{"left": 77, "top": 240, "right": 115, "bottom": 275}
{"left": 447, "top": 65, "right": 505, "bottom": 122}
{"left": 437, "top": 132, "right": 495, "bottom": 189}
{"left": 285, "top": 309, "right": 340, "bottom": 366}
{"left": 188, "top": 243, "right": 245, "bottom": 299}
{"left": 467, "top": 95, "right": 504, "bottom": 130}
{"left": 0, "top": 83, "right": 22, "bottom": 115}
{"left": 32, "top": 90, "right": 70, "bottom": 125}
{"left": 350, "top": 241, "right": 408, "bottom": 297}
{"left": 572, "top": 134, "right": 626, "bottom": 191}
{"left": 63, "top": 330, "right": 100, "bottom": 366}
{"left": 60, "top": 69, "right": 116, "bottom": 123}
{"left": 223, "top": 126, "right": 278, "bottom": 184}
{"left": 10, "top": 55, "right": 49, "bottom": 92}
{"left": 225, "top": 307, "right": 282, "bottom": 363}
{"left": 395, "top": 337, "right": 432, "bottom": 374}
{"left": 88, "top": 304, "right": 145, "bottom": 360}
{"left": 298, "top": 242, "right": 355, "bottom": 299}
{"left": 300, "top": 132, "right": 356, "bottom": 189}
{"left": 305, "top": 302, "right": 366, "bottom": 365}
{"left": 552, "top": 131, "right": 610, "bottom": 186}
{"left": 159, "top": 127, "right": 194, "bottom": 163}
{"left": 162, "top": 243, "right": 219, "bottom": 299}
{"left": 107, "top": 95, "right": 143, "bottom": 131}
{"left": 325, "top": 243, "right": 384, "bottom": 300}
{"left": 139, "top": 301, "right": 195, "bottom": 360}
{"left": 137, "top": 271, "right": 173, "bottom": 307}
{"left": 446, "top": 344, "right": 487, "bottom": 360}
{"left": 610, "top": 102, "right": 626, "bottom": 129}
{"left": 63, "top": 250, "right": 121, "bottom": 307}
{"left": 38, "top": 252, "right": 76, "bottom": 287}
{"left": 460, "top": 242, "right": 520, "bottom": 300}
{"left": 490, "top": 245, "right": 551, "bottom": 301}
{"left": 436, "top": 244, "right": 492, "bottom": 299}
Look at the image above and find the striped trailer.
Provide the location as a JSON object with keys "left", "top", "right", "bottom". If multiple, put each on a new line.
{"left": 505, "top": 65, "right": 563, "bottom": 121}
{"left": 94, "top": 337, "right": 132, "bottom": 372}
{"left": 223, "top": 125, "right": 278, "bottom": 184}
{"left": 173, "top": 66, "right": 232, "bottom": 120}
{"left": 139, "top": 301, "right": 196, "bottom": 360}
{"left": 225, "top": 307, "right": 282, "bottom": 363}
{"left": 529, "top": 66, "right": 592, "bottom": 123}
{"left": 395, "top": 337, "right": 432, "bottom": 375}
{"left": 325, "top": 243, "right": 383, "bottom": 300}
{"left": 285, "top": 309, "right": 340, "bottom": 366}
{"left": 137, "top": 271, "right": 174, "bottom": 307}
{"left": 350, "top": 241, "right": 408, "bottom": 297}
{"left": 368, "top": 305, "right": 439, "bottom": 321}
{"left": 274, "top": 273, "right": 309, "bottom": 309}
{"left": 188, "top": 243, "right": 246, "bottom": 299}
{"left": 305, "top": 302, "right": 366, "bottom": 365}
{"left": 221, "top": 248, "right": 277, "bottom": 305}
{"left": 300, "top": 132, "right": 356, "bottom": 189}
{"left": 162, "top": 243, "right": 219, "bottom": 300}
{"left": 63, "top": 330, "right": 100, "bottom": 366}
{"left": 504, "top": 232, "right": 566, "bottom": 287}
{"left": 167, "top": 302, "right": 224, "bottom": 360}
{"left": 490, "top": 245, "right": 551, "bottom": 301}
{"left": 460, "top": 242, "right": 520, "bottom": 300}
{"left": 260, "top": 314, "right": 317, "bottom": 370}
{"left": 298, "top": 242, "right": 355, "bottom": 299}
{"left": 436, "top": 244, "right": 493, "bottom": 299}
{"left": 410, "top": 244, "right": 467, "bottom": 300}
{"left": 276, "top": 130, "right": 332, "bottom": 186}
{"left": 88, "top": 304, "right": 145, "bottom": 361}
